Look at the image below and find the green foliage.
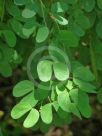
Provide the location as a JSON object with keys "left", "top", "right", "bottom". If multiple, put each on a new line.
{"left": 0, "top": 0, "right": 102, "bottom": 133}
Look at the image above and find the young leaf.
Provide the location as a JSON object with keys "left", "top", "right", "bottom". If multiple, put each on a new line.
{"left": 40, "top": 103, "right": 53, "bottom": 124}
{"left": 37, "top": 60, "right": 52, "bottom": 82}
{"left": 23, "top": 108, "right": 39, "bottom": 128}
{"left": 54, "top": 15, "right": 68, "bottom": 25}
{"left": 36, "top": 26, "right": 49, "bottom": 43}
{"left": 11, "top": 102, "right": 32, "bottom": 119}
{"left": 58, "top": 30, "right": 79, "bottom": 47}
{"left": 53, "top": 62, "right": 69, "bottom": 81}
{"left": 13, "top": 80, "right": 34, "bottom": 97}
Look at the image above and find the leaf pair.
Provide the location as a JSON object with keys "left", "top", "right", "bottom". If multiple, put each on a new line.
{"left": 37, "top": 60, "right": 70, "bottom": 82}
{"left": 11, "top": 80, "right": 39, "bottom": 128}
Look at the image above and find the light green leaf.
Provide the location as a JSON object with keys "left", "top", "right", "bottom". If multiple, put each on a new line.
{"left": 54, "top": 15, "right": 68, "bottom": 25}
{"left": 58, "top": 90, "right": 71, "bottom": 112}
{"left": 11, "top": 102, "right": 32, "bottom": 119}
{"left": 22, "top": 4, "right": 37, "bottom": 18}
{"left": 20, "top": 91, "right": 38, "bottom": 107}
{"left": 58, "top": 30, "right": 79, "bottom": 47}
{"left": 53, "top": 62, "right": 69, "bottom": 81}
{"left": 37, "top": 60, "right": 52, "bottom": 82}
{"left": 36, "top": 26, "right": 49, "bottom": 43}
{"left": 69, "top": 89, "right": 79, "bottom": 103}
{"left": 40, "top": 103, "right": 53, "bottom": 124}
{"left": 13, "top": 80, "right": 34, "bottom": 97}
{"left": 23, "top": 108, "right": 39, "bottom": 128}
{"left": 66, "top": 80, "right": 73, "bottom": 90}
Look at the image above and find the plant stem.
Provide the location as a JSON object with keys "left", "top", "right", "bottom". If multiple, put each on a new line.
{"left": 89, "top": 36, "right": 98, "bottom": 85}
{"left": 39, "top": 0, "right": 47, "bottom": 26}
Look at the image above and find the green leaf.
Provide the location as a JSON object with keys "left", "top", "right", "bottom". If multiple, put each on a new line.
{"left": 36, "top": 26, "right": 49, "bottom": 43}
{"left": 58, "top": 30, "right": 79, "bottom": 47}
{"left": 37, "top": 60, "right": 52, "bottom": 82}
{"left": 20, "top": 91, "right": 38, "bottom": 107}
{"left": 7, "top": 3, "right": 21, "bottom": 18}
{"left": 23, "top": 108, "right": 39, "bottom": 128}
{"left": 75, "top": 14, "right": 91, "bottom": 30}
{"left": 66, "top": 80, "right": 73, "bottom": 90}
{"left": 10, "top": 19, "right": 26, "bottom": 39}
{"left": 97, "top": 88, "right": 102, "bottom": 104}
{"left": 13, "top": 80, "right": 34, "bottom": 97}
{"left": 66, "top": 0, "right": 77, "bottom": 4}
{"left": 58, "top": 90, "right": 71, "bottom": 112}
{"left": 70, "top": 23, "right": 85, "bottom": 37}
{"left": 96, "top": 21, "right": 102, "bottom": 39}
{"left": 73, "top": 78, "right": 96, "bottom": 93}
{"left": 69, "top": 103, "right": 81, "bottom": 119}
{"left": 34, "top": 82, "right": 50, "bottom": 100}
{"left": 0, "top": 0, "right": 5, "bottom": 19}
{"left": 78, "top": 91, "right": 92, "bottom": 118}
{"left": 22, "top": 20, "right": 36, "bottom": 38}
{"left": 14, "top": 0, "right": 29, "bottom": 5}
{"left": 69, "top": 89, "right": 78, "bottom": 103}
{"left": 97, "top": 0, "right": 102, "bottom": 10}
{"left": 40, "top": 122, "right": 52, "bottom": 133}
{"left": 11, "top": 102, "right": 32, "bottom": 119}
{"left": 3, "top": 30, "right": 16, "bottom": 47}
{"left": 54, "top": 15, "right": 68, "bottom": 25}
{"left": 40, "top": 103, "right": 53, "bottom": 124}
{"left": 53, "top": 101, "right": 70, "bottom": 119}
{"left": 51, "top": 2, "right": 68, "bottom": 13}
{"left": 0, "top": 62, "right": 12, "bottom": 77}
{"left": 22, "top": 4, "right": 37, "bottom": 18}
{"left": 73, "top": 66, "right": 95, "bottom": 81}
{"left": 82, "top": 0, "right": 95, "bottom": 12}
{"left": 53, "top": 62, "right": 69, "bottom": 81}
